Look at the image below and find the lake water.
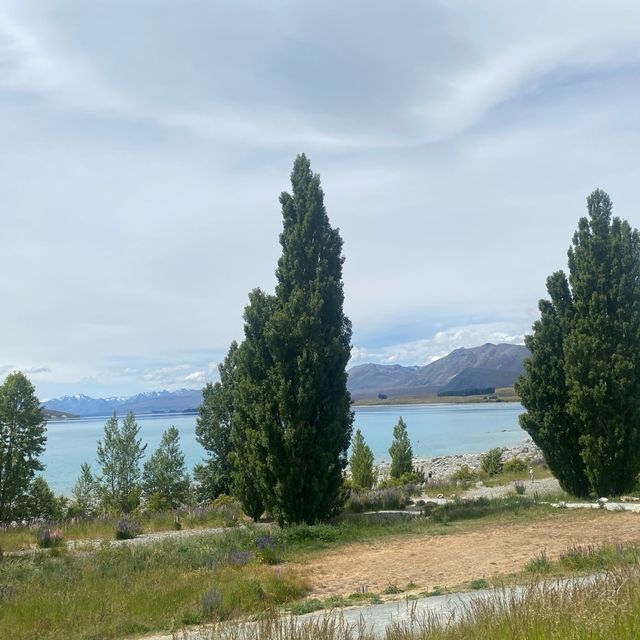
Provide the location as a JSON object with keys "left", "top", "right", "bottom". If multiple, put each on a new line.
{"left": 42, "top": 402, "right": 526, "bottom": 494}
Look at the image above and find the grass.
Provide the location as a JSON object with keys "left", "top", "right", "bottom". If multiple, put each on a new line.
{"left": 170, "top": 568, "right": 640, "bottom": 639}
{"left": 0, "top": 496, "right": 624, "bottom": 639}
{"left": 0, "top": 528, "right": 306, "bottom": 640}
{"left": 0, "top": 503, "right": 237, "bottom": 552}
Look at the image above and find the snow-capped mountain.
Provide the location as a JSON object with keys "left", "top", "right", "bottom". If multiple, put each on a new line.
{"left": 44, "top": 388, "right": 203, "bottom": 417}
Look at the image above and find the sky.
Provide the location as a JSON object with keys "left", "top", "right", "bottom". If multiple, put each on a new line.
{"left": 2, "top": 1, "right": 640, "bottom": 399}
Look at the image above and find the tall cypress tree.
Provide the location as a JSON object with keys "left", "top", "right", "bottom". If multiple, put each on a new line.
{"left": 231, "top": 289, "right": 274, "bottom": 521}
{"left": 518, "top": 189, "right": 640, "bottom": 496}
{"left": 517, "top": 272, "right": 590, "bottom": 496}
{"left": 194, "top": 341, "right": 238, "bottom": 500}
{"left": 565, "top": 190, "right": 640, "bottom": 495}
{"left": 238, "top": 154, "right": 353, "bottom": 525}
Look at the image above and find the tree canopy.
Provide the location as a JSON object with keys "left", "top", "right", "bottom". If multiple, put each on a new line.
{"left": 233, "top": 154, "right": 353, "bottom": 525}
{"left": 517, "top": 189, "right": 640, "bottom": 496}
{"left": 0, "top": 372, "right": 47, "bottom": 522}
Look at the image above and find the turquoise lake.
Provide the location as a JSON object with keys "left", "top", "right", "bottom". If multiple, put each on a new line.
{"left": 42, "top": 402, "right": 526, "bottom": 494}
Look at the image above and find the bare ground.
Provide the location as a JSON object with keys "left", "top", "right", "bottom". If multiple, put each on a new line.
{"left": 291, "top": 510, "right": 640, "bottom": 597}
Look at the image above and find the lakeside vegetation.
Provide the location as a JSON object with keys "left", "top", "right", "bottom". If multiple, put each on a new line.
{"left": 352, "top": 386, "right": 520, "bottom": 406}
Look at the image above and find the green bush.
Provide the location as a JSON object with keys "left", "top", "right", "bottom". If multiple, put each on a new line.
{"left": 451, "top": 464, "right": 478, "bottom": 483}
{"left": 504, "top": 457, "right": 528, "bottom": 473}
{"left": 481, "top": 448, "right": 504, "bottom": 476}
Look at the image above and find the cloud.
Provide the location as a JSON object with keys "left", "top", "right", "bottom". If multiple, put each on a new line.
{"left": 351, "top": 322, "right": 527, "bottom": 367}
{"left": 2, "top": 1, "right": 640, "bottom": 398}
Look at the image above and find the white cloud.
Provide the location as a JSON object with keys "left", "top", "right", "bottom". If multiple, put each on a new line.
{"left": 351, "top": 323, "right": 527, "bottom": 367}
{"left": 1, "top": 1, "right": 640, "bottom": 398}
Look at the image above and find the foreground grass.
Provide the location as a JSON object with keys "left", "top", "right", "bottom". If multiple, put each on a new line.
{"left": 0, "top": 530, "right": 305, "bottom": 640}
{"left": 0, "top": 496, "right": 617, "bottom": 639}
{"left": 184, "top": 567, "right": 640, "bottom": 640}
{"left": 0, "top": 506, "right": 235, "bottom": 552}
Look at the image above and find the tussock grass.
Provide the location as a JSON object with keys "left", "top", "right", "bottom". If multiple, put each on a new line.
{"left": 0, "top": 529, "right": 306, "bottom": 639}
{"left": 0, "top": 504, "right": 236, "bottom": 552}
{"left": 179, "top": 568, "right": 640, "bottom": 640}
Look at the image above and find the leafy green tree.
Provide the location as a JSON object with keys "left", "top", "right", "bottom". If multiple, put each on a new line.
{"left": 96, "top": 411, "right": 146, "bottom": 512}
{"left": 24, "top": 476, "right": 64, "bottom": 520}
{"left": 518, "top": 189, "right": 640, "bottom": 496}
{"left": 350, "top": 429, "right": 375, "bottom": 490}
{"left": 0, "top": 372, "right": 47, "bottom": 522}
{"left": 480, "top": 448, "right": 504, "bottom": 476}
{"left": 237, "top": 154, "right": 353, "bottom": 525}
{"left": 194, "top": 342, "right": 238, "bottom": 500}
{"left": 71, "top": 462, "right": 99, "bottom": 517}
{"left": 142, "top": 426, "right": 190, "bottom": 509}
{"left": 389, "top": 417, "right": 413, "bottom": 479}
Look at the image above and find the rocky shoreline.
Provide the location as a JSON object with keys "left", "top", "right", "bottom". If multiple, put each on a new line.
{"left": 374, "top": 440, "right": 544, "bottom": 482}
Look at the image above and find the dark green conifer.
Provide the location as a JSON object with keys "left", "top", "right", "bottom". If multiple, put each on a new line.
{"left": 350, "top": 429, "right": 375, "bottom": 490}
{"left": 518, "top": 189, "right": 640, "bottom": 496}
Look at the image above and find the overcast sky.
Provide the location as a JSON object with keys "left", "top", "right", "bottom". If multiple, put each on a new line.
{"left": 2, "top": 1, "right": 640, "bottom": 399}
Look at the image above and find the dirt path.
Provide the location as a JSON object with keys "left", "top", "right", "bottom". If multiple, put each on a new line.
{"left": 292, "top": 511, "right": 640, "bottom": 597}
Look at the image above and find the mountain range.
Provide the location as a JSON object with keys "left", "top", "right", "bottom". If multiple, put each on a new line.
{"left": 346, "top": 343, "right": 530, "bottom": 400}
{"left": 43, "top": 389, "right": 203, "bottom": 417}
{"left": 43, "top": 343, "right": 530, "bottom": 416}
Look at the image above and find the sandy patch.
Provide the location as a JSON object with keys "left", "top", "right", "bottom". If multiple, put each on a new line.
{"left": 292, "top": 511, "right": 640, "bottom": 597}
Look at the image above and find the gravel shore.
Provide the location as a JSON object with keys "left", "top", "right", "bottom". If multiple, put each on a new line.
{"left": 374, "top": 440, "right": 545, "bottom": 482}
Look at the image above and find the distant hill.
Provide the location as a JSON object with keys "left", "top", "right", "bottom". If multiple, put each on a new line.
{"left": 43, "top": 389, "right": 203, "bottom": 417}
{"left": 347, "top": 343, "right": 529, "bottom": 400}
{"left": 43, "top": 408, "right": 80, "bottom": 420}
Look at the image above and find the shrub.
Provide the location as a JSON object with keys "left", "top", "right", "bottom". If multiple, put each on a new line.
{"left": 36, "top": 528, "right": 64, "bottom": 549}
{"left": 504, "top": 457, "right": 528, "bottom": 473}
{"left": 451, "top": 464, "right": 478, "bottom": 484}
{"left": 255, "top": 534, "right": 281, "bottom": 565}
{"left": 211, "top": 494, "right": 243, "bottom": 525}
{"left": 514, "top": 482, "right": 526, "bottom": 495}
{"left": 345, "top": 487, "right": 408, "bottom": 513}
{"left": 481, "top": 448, "right": 504, "bottom": 476}
{"left": 115, "top": 516, "right": 142, "bottom": 540}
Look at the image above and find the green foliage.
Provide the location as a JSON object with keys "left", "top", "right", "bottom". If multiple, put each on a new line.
{"left": 114, "top": 515, "right": 141, "bottom": 540}
{"left": 503, "top": 457, "right": 528, "bottom": 473}
{"left": 233, "top": 155, "right": 353, "bottom": 525}
{"left": 469, "top": 578, "right": 489, "bottom": 590}
{"left": 451, "top": 464, "right": 478, "bottom": 483}
{"left": 349, "top": 429, "right": 375, "bottom": 490}
{"left": 389, "top": 417, "right": 413, "bottom": 479}
{"left": 96, "top": 412, "right": 147, "bottom": 513}
{"left": 525, "top": 549, "right": 551, "bottom": 573}
{"left": 36, "top": 527, "right": 64, "bottom": 549}
{"left": 24, "top": 476, "right": 64, "bottom": 520}
{"left": 345, "top": 487, "right": 408, "bottom": 512}
{"left": 71, "top": 463, "right": 99, "bottom": 517}
{"left": 518, "top": 189, "right": 640, "bottom": 496}
{"left": 480, "top": 448, "right": 504, "bottom": 476}
{"left": 142, "top": 426, "right": 190, "bottom": 509}
{"left": 0, "top": 372, "right": 47, "bottom": 522}
{"left": 195, "top": 342, "right": 238, "bottom": 500}
{"left": 230, "top": 291, "right": 272, "bottom": 521}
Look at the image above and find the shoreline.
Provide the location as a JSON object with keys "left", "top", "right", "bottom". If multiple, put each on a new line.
{"left": 373, "top": 439, "right": 543, "bottom": 482}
